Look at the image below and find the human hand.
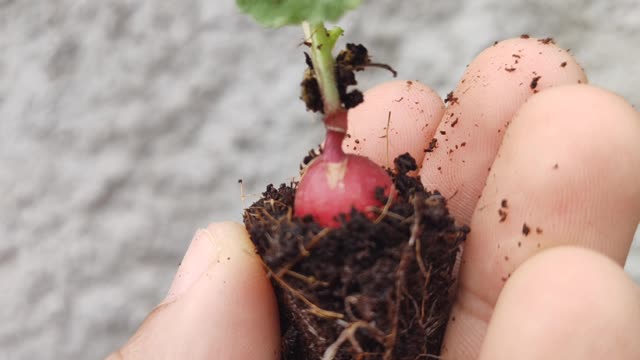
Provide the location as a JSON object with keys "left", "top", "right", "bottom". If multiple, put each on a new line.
{"left": 344, "top": 36, "right": 640, "bottom": 359}
{"left": 108, "top": 36, "right": 640, "bottom": 359}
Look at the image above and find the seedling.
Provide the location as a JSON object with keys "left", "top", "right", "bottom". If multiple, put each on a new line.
{"left": 239, "top": 0, "right": 396, "bottom": 227}
{"left": 237, "top": 1, "right": 468, "bottom": 358}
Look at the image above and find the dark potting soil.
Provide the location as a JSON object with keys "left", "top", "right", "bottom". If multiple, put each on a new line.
{"left": 243, "top": 154, "right": 469, "bottom": 359}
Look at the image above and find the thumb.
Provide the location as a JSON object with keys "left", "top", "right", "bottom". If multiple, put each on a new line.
{"left": 107, "top": 222, "right": 280, "bottom": 360}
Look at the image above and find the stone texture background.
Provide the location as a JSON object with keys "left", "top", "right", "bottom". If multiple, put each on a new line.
{"left": 1, "top": 1, "right": 638, "bottom": 359}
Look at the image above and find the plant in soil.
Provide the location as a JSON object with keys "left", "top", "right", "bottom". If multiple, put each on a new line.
{"left": 237, "top": 1, "right": 469, "bottom": 359}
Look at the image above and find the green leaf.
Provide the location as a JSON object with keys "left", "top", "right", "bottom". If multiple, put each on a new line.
{"left": 236, "top": 0, "right": 362, "bottom": 27}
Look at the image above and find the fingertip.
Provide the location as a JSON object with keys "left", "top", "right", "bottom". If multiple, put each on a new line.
{"left": 445, "top": 83, "right": 640, "bottom": 360}
{"left": 202, "top": 222, "right": 281, "bottom": 358}
{"left": 345, "top": 79, "right": 445, "bottom": 169}
{"left": 118, "top": 222, "right": 280, "bottom": 359}
{"left": 489, "top": 83, "right": 640, "bottom": 264}
{"left": 479, "top": 246, "right": 640, "bottom": 360}
{"left": 206, "top": 221, "right": 258, "bottom": 257}
{"left": 162, "top": 222, "right": 260, "bottom": 306}
{"left": 478, "top": 37, "right": 587, "bottom": 91}
{"left": 420, "top": 36, "right": 587, "bottom": 224}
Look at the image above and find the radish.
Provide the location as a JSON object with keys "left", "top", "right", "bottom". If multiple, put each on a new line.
{"left": 237, "top": 1, "right": 395, "bottom": 227}
{"left": 294, "top": 111, "right": 394, "bottom": 227}
{"left": 293, "top": 22, "right": 394, "bottom": 227}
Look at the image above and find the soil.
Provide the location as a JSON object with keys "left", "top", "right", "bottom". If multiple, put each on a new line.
{"left": 301, "top": 44, "right": 397, "bottom": 112}
{"left": 243, "top": 154, "right": 469, "bottom": 359}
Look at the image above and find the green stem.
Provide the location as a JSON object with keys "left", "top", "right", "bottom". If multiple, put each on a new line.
{"left": 302, "top": 22, "right": 342, "bottom": 118}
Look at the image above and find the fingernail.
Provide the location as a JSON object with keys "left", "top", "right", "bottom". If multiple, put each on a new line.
{"left": 162, "top": 229, "right": 219, "bottom": 304}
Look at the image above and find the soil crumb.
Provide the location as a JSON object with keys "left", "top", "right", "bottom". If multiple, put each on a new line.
{"left": 498, "top": 200, "right": 508, "bottom": 222}
{"left": 444, "top": 91, "right": 459, "bottom": 105}
{"left": 530, "top": 76, "right": 542, "bottom": 90}
{"left": 425, "top": 138, "right": 438, "bottom": 153}
{"left": 538, "top": 37, "right": 555, "bottom": 45}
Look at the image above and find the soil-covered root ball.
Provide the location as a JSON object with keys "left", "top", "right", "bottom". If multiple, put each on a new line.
{"left": 243, "top": 154, "right": 469, "bottom": 360}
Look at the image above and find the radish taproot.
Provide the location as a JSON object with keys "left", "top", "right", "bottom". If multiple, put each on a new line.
{"left": 287, "top": 21, "right": 396, "bottom": 228}
{"left": 294, "top": 111, "right": 394, "bottom": 227}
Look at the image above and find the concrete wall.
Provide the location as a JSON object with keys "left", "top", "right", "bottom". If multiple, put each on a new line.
{"left": 1, "top": 1, "right": 638, "bottom": 359}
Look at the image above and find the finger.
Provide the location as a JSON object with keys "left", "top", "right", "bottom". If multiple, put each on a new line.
{"left": 442, "top": 85, "right": 640, "bottom": 359}
{"left": 421, "top": 37, "right": 587, "bottom": 224}
{"left": 107, "top": 222, "right": 280, "bottom": 360}
{"left": 344, "top": 79, "right": 445, "bottom": 170}
{"left": 479, "top": 247, "right": 640, "bottom": 360}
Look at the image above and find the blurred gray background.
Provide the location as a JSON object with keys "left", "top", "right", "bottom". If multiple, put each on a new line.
{"left": 1, "top": 1, "right": 639, "bottom": 359}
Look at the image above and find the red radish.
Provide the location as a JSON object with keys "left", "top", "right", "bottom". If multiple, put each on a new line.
{"left": 294, "top": 111, "right": 394, "bottom": 227}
